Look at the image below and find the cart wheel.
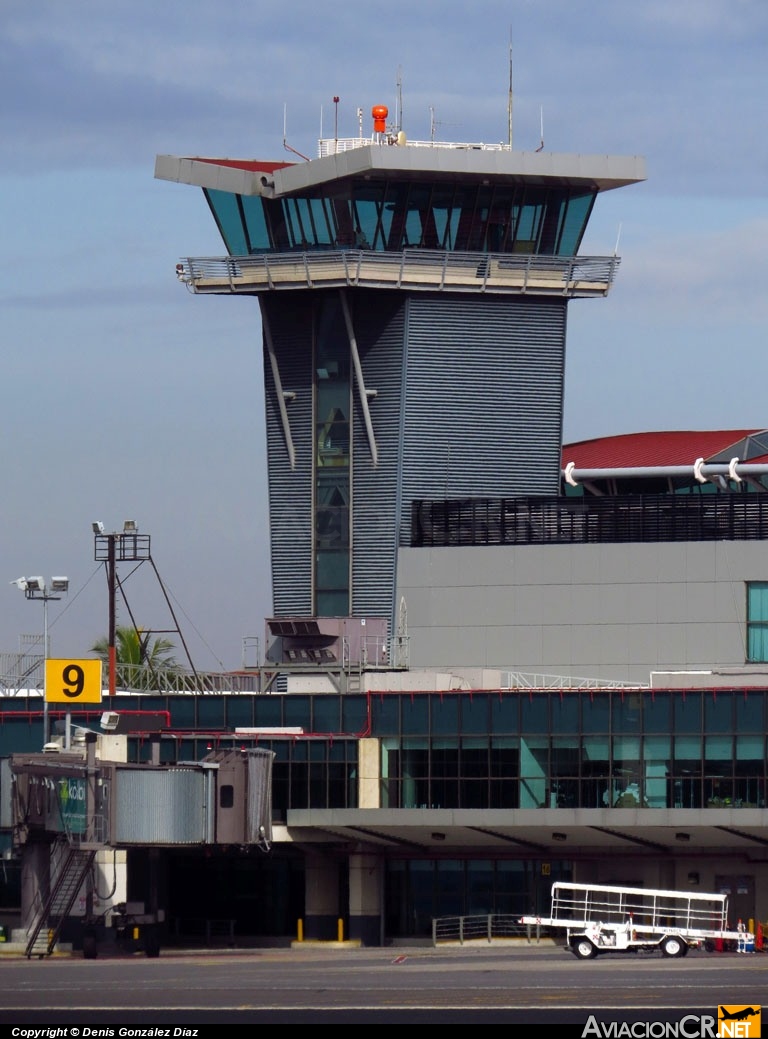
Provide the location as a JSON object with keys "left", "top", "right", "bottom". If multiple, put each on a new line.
{"left": 144, "top": 928, "right": 160, "bottom": 959}
{"left": 661, "top": 935, "right": 686, "bottom": 958}
{"left": 572, "top": 938, "right": 597, "bottom": 960}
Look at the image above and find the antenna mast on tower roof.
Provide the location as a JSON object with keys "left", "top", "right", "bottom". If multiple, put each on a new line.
{"left": 396, "top": 66, "right": 403, "bottom": 134}
{"left": 507, "top": 33, "right": 513, "bottom": 149}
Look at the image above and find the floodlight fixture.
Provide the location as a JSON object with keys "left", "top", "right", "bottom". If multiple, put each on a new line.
{"left": 100, "top": 711, "right": 120, "bottom": 732}
{"left": 92, "top": 521, "right": 105, "bottom": 534}
{"left": 123, "top": 520, "right": 138, "bottom": 534}
{"left": 11, "top": 572, "right": 69, "bottom": 744}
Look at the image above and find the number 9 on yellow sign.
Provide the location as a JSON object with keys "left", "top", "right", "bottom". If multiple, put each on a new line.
{"left": 45, "top": 659, "right": 103, "bottom": 703}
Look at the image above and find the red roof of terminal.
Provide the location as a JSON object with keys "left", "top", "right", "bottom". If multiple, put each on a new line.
{"left": 562, "top": 430, "right": 763, "bottom": 468}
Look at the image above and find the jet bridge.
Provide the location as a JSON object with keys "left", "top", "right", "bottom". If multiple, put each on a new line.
{"left": 6, "top": 739, "right": 274, "bottom": 956}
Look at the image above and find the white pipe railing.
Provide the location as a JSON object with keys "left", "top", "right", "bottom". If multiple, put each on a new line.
{"left": 318, "top": 137, "right": 512, "bottom": 157}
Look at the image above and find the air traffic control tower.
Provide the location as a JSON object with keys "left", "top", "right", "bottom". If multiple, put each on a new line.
{"left": 156, "top": 107, "right": 645, "bottom": 656}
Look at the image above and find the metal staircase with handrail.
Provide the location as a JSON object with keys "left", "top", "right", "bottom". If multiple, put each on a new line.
{"left": 24, "top": 835, "right": 97, "bottom": 958}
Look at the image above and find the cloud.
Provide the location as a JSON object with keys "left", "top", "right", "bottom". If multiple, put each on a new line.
{"left": 2, "top": 0, "right": 766, "bottom": 192}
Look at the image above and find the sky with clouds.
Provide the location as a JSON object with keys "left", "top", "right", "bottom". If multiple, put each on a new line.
{"left": 1, "top": 0, "right": 766, "bottom": 673}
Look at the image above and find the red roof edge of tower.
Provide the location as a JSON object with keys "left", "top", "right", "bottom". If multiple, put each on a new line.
{"left": 191, "top": 158, "right": 295, "bottom": 173}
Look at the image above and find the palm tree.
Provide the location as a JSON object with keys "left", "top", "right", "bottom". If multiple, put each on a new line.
{"left": 91, "top": 626, "right": 178, "bottom": 691}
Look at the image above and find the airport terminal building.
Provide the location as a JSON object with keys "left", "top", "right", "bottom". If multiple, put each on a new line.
{"left": 2, "top": 108, "right": 768, "bottom": 950}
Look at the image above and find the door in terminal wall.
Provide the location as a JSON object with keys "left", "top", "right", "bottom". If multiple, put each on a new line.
{"left": 715, "top": 875, "right": 755, "bottom": 929}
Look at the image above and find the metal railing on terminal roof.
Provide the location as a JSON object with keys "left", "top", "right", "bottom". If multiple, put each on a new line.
{"left": 411, "top": 492, "right": 768, "bottom": 548}
{"left": 0, "top": 661, "right": 266, "bottom": 696}
{"left": 1, "top": 637, "right": 411, "bottom": 696}
{"left": 0, "top": 646, "right": 44, "bottom": 692}
{"left": 177, "top": 249, "right": 619, "bottom": 299}
{"left": 501, "top": 671, "right": 648, "bottom": 691}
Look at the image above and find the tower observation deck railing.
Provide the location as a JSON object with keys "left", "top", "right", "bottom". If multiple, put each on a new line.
{"left": 176, "top": 249, "right": 619, "bottom": 298}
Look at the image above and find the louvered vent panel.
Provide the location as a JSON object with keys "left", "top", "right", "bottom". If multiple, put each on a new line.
{"left": 261, "top": 295, "right": 314, "bottom": 615}
{"left": 349, "top": 291, "right": 406, "bottom": 620}
{"left": 400, "top": 294, "right": 567, "bottom": 542}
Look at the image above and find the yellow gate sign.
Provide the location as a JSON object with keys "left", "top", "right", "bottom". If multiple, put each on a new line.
{"left": 45, "top": 659, "right": 103, "bottom": 704}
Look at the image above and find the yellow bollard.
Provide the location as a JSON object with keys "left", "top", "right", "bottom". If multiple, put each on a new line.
{"left": 297, "top": 918, "right": 304, "bottom": 942}
{"left": 337, "top": 918, "right": 344, "bottom": 942}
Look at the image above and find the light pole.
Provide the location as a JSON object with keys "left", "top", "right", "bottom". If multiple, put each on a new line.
{"left": 10, "top": 575, "right": 69, "bottom": 744}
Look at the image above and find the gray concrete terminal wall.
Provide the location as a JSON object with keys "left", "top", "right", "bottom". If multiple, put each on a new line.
{"left": 398, "top": 540, "right": 765, "bottom": 684}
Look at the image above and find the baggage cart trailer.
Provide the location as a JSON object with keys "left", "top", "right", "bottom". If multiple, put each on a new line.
{"left": 520, "top": 881, "right": 752, "bottom": 959}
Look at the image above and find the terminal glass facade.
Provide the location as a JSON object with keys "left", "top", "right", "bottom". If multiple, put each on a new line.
{"left": 384, "top": 858, "right": 572, "bottom": 936}
{"left": 2, "top": 687, "right": 765, "bottom": 941}
{"left": 374, "top": 689, "right": 767, "bottom": 810}
{"left": 3, "top": 687, "right": 765, "bottom": 815}
{"left": 89, "top": 687, "right": 768, "bottom": 812}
